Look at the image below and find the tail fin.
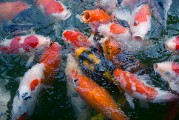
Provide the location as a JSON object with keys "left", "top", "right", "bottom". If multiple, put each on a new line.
{"left": 40, "top": 42, "right": 61, "bottom": 80}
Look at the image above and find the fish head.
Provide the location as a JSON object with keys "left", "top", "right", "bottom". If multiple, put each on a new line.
{"left": 165, "top": 36, "right": 179, "bottom": 52}
{"left": 62, "top": 30, "right": 91, "bottom": 48}
{"left": 11, "top": 86, "right": 31, "bottom": 120}
{"left": 131, "top": 4, "right": 151, "bottom": 41}
{"left": 154, "top": 62, "right": 179, "bottom": 82}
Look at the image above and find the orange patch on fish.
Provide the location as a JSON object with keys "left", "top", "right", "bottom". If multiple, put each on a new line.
{"left": 43, "top": 1, "right": 64, "bottom": 15}
{"left": 30, "top": 79, "right": 40, "bottom": 91}
{"left": 73, "top": 73, "right": 128, "bottom": 120}
{"left": 40, "top": 42, "right": 61, "bottom": 80}
{"left": 82, "top": 9, "right": 112, "bottom": 23}
{"left": 114, "top": 69, "right": 158, "bottom": 100}
{"left": 174, "top": 36, "right": 179, "bottom": 49}
{"left": 110, "top": 23, "right": 127, "bottom": 34}
{"left": 103, "top": 38, "right": 124, "bottom": 60}
{"left": 134, "top": 4, "right": 151, "bottom": 26}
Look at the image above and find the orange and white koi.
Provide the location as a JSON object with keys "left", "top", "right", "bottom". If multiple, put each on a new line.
{"left": 0, "top": 34, "right": 51, "bottom": 65}
{"left": 154, "top": 62, "right": 179, "bottom": 93}
{"left": 97, "top": 22, "right": 131, "bottom": 41}
{"left": 11, "top": 42, "right": 61, "bottom": 120}
{"left": 62, "top": 29, "right": 95, "bottom": 48}
{"left": 130, "top": 4, "right": 151, "bottom": 41}
{"left": 65, "top": 54, "right": 129, "bottom": 120}
{"left": 113, "top": 68, "right": 177, "bottom": 108}
{"left": 165, "top": 36, "right": 179, "bottom": 52}
{"left": 36, "top": 0, "right": 71, "bottom": 21}
{"left": 0, "top": 1, "right": 30, "bottom": 22}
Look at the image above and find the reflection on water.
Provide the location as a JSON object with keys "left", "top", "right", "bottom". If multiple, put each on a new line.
{"left": 0, "top": 0, "right": 178, "bottom": 120}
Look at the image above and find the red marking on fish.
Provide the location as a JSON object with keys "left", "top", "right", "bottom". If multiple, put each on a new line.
{"left": 9, "top": 36, "right": 21, "bottom": 53}
{"left": 0, "top": 46, "right": 9, "bottom": 53}
{"left": 44, "top": 1, "right": 64, "bottom": 15}
{"left": 30, "top": 79, "right": 40, "bottom": 91}
{"left": 174, "top": 36, "right": 179, "bottom": 50}
{"left": 63, "top": 30, "right": 92, "bottom": 48}
{"left": 110, "top": 23, "right": 127, "bottom": 34}
{"left": 134, "top": 4, "right": 151, "bottom": 26}
{"left": 40, "top": 42, "right": 61, "bottom": 80}
{"left": 113, "top": 69, "right": 158, "bottom": 100}
{"left": 172, "top": 62, "right": 179, "bottom": 73}
{"left": 21, "top": 36, "right": 39, "bottom": 52}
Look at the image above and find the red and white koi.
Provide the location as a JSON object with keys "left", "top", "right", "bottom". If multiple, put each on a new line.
{"left": 11, "top": 42, "right": 61, "bottom": 120}
{"left": 130, "top": 4, "right": 151, "bottom": 41}
{"left": 113, "top": 68, "right": 177, "bottom": 108}
{"left": 154, "top": 62, "right": 179, "bottom": 93}
{"left": 65, "top": 54, "right": 129, "bottom": 120}
{"left": 62, "top": 29, "right": 95, "bottom": 48}
{"left": 165, "top": 36, "right": 179, "bottom": 52}
{"left": 0, "top": 1, "right": 30, "bottom": 22}
{"left": 97, "top": 22, "right": 131, "bottom": 41}
{"left": 36, "top": 0, "right": 71, "bottom": 21}
{"left": 0, "top": 34, "right": 51, "bottom": 66}
{"left": 11, "top": 63, "right": 45, "bottom": 120}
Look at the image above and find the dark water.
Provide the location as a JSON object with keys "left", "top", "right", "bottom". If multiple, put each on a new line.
{"left": 0, "top": 0, "right": 179, "bottom": 120}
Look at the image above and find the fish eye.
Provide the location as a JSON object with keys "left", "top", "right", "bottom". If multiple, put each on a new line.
{"left": 134, "top": 20, "right": 139, "bottom": 26}
{"left": 22, "top": 92, "right": 31, "bottom": 100}
{"left": 165, "top": 72, "right": 171, "bottom": 76}
{"left": 78, "top": 36, "right": 84, "bottom": 41}
{"left": 73, "top": 79, "right": 78, "bottom": 84}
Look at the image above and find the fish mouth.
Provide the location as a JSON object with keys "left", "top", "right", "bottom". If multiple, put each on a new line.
{"left": 83, "top": 11, "right": 90, "bottom": 22}
{"left": 133, "top": 36, "right": 143, "bottom": 41}
{"left": 153, "top": 63, "right": 158, "bottom": 70}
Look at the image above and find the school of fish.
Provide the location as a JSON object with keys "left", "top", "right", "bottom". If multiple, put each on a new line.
{"left": 0, "top": 0, "right": 178, "bottom": 120}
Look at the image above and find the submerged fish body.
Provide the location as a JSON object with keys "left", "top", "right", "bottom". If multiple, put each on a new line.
{"left": 113, "top": 68, "right": 177, "bottom": 108}
{"left": 0, "top": 34, "right": 51, "bottom": 54}
{"left": 96, "top": 0, "right": 118, "bottom": 13}
{"left": 65, "top": 54, "right": 128, "bottom": 120}
{"left": 0, "top": 1, "right": 30, "bottom": 22}
{"left": 36, "top": 0, "right": 71, "bottom": 21}
{"left": 11, "top": 63, "right": 45, "bottom": 120}
{"left": 165, "top": 36, "right": 179, "bottom": 52}
{"left": 154, "top": 62, "right": 179, "bottom": 93}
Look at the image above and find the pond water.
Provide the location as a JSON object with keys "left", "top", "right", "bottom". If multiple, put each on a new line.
{"left": 0, "top": 0, "right": 178, "bottom": 120}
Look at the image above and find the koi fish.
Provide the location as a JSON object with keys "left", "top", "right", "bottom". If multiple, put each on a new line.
{"left": 97, "top": 22, "right": 131, "bottom": 41}
{"left": 40, "top": 42, "right": 61, "bottom": 81}
{"left": 82, "top": 9, "right": 112, "bottom": 23}
{"left": 11, "top": 42, "right": 61, "bottom": 120}
{"left": 65, "top": 54, "right": 129, "bottom": 120}
{"left": 65, "top": 54, "right": 89, "bottom": 120}
{"left": 11, "top": 63, "right": 45, "bottom": 120}
{"left": 36, "top": 0, "right": 71, "bottom": 21}
{"left": 0, "top": 1, "right": 30, "bottom": 22}
{"left": 154, "top": 62, "right": 179, "bottom": 93}
{"left": 113, "top": 68, "right": 177, "bottom": 108}
{"left": 62, "top": 29, "right": 94, "bottom": 48}
{"left": 0, "top": 34, "right": 51, "bottom": 66}
{"left": 96, "top": 0, "right": 118, "bottom": 13}
{"left": 165, "top": 36, "right": 179, "bottom": 52}
{"left": 130, "top": 4, "right": 151, "bottom": 41}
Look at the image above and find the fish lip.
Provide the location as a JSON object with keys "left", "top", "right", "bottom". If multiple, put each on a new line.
{"left": 82, "top": 11, "right": 90, "bottom": 22}
{"left": 133, "top": 36, "right": 143, "bottom": 41}
{"left": 153, "top": 63, "right": 158, "bottom": 70}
